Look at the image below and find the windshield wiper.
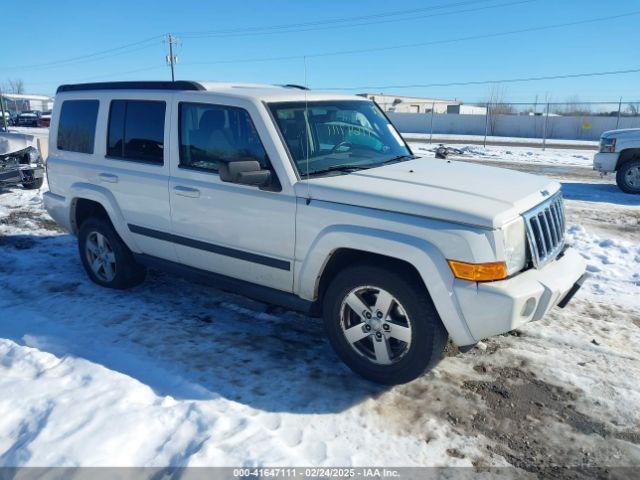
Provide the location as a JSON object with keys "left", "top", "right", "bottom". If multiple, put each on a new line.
{"left": 306, "top": 164, "right": 372, "bottom": 176}
{"left": 375, "top": 154, "right": 417, "bottom": 166}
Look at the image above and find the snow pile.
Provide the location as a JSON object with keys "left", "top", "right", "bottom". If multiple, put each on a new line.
{"left": 567, "top": 224, "right": 640, "bottom": 306}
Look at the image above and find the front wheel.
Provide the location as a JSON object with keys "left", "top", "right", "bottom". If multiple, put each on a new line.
{"left": 22, "top": 176, "right": 44, "bottom": 190}
{"left": 78, "top": 217, "right": 146, "bottom": 289}
{"left": 616, "top": 159, "right": 640, "bottom": 194}
{"left": 323, "top": 264, "right": 448, "bottom": 384}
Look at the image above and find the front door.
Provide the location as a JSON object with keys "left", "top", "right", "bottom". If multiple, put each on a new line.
{"left": 168, "top": 97, "right": 296, "bottom": 292}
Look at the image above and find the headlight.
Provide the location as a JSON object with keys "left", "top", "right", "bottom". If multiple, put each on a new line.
{"left": 501, "top": 216, "right": 527, "bottom": 275}
{"left": 21, "top": 146, "right": 42, "bottom": 165}
{"left": 600, "top": 137, "right": 616, "bottom": 153}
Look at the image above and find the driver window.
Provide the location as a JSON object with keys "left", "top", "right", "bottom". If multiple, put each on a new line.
{"left": 179, "top": 102, "right": 269, "bottom": 173}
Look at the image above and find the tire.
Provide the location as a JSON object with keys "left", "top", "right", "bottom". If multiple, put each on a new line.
{"left": 323, "top": 263, "right": 448, "bottom": 385}
{"left": 616, "top": 159, "right": 640, "bottom": 194}
{"left": 78, "top": 216, "right": 146, "bottom": 289}
{"left": 21, "top": 177, "right": 44, "bottom": 190}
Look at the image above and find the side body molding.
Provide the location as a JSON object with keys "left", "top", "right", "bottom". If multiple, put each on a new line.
{"left": 295, "top": 224, "right": 476, "bottom": 346}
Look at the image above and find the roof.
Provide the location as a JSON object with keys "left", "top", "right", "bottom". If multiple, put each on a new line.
{"left": 55, "top": 81, "right": 363, "bottom": 103}
{"left": 360, "top": 92, "right": 458, "bottom": 103}
{"left": 1, "top": 93, "right": 53, "bottom": 101}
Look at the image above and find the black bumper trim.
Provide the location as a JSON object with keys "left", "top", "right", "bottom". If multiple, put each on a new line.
{"left": 558, "top": 273, "right": 589, "bottom": 309}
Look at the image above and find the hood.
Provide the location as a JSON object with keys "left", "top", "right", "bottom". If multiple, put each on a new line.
{"left": 601, "top": 128, "right": 640, "bottom": 138}
{"left": 0, "top": 132, "right": 38, "bottom": 156}
{"left": 298, "top": 158, "right": 559, "bottom": 229}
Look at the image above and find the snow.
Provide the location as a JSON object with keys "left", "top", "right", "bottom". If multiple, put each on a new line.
{"left": 1, "top": 149, "right": 639, "bottom": 468}
{"left": 411, "top": 142, "right": 595, "bottom": 168}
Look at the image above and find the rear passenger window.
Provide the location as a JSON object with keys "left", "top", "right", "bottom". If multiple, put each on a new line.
{"left": 57, "top": 100, "right": 99, "bottom": 153}
{"left": 107, "top": 100, "right": 166, "bottom": 164}
{"left": 179, "top": 102, "right": 268, "bottom": 173}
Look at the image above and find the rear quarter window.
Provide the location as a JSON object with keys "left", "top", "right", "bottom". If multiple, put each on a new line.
{"left": 107, "top": 100, "right": 166, "bottom": 165}
{"left": 57, "top": 100, "right": 99, "bottom": 153}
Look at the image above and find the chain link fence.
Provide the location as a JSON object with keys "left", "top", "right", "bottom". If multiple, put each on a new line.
{"left": 387, "top": 101, "right": 640, "bottom": 149}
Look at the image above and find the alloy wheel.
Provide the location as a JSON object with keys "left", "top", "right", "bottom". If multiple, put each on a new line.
{"left": 625, "top": 165, "right": 640, "bottom": 189}
{"left": 339, "top": 285, "right": 413, "bottom": 365}
{"left": 85, "top": 231, "right": 117, "bottom": 282}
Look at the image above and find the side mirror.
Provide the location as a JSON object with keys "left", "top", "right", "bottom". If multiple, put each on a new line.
{"left": 219, "top": 160, "right": 272, "bottom": 187}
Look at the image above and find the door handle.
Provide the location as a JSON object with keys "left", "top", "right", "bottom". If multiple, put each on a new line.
{"left": 98, "top": 173, "right": 118, "bottom": 183}
{"left": 174, "top": 185, "right": 200, "bottom": 198}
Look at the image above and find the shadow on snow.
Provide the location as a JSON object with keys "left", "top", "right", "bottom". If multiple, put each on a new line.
{"left": 561, "top": 182, "right": 640, "bottom": 206}
{"left": 0, "top": 232, "right": 386, "bottom": 415}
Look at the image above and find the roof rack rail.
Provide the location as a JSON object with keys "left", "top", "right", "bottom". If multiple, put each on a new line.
{"left": 280, "top": 84, "right": 310, "bottom": 90}
{"left": 56, "top": 81, "right": 206, "bottom": 93}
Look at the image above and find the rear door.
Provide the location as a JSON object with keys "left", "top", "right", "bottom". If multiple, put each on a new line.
{"left": 95, "top": 93, "right": 177, "bottom": 261}
{"left": 167, "top": 94, "right": 296, "bottom": 292}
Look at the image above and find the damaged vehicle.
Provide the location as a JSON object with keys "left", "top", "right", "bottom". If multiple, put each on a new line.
{"left": 0, "top": 131, "right": 45, "bottom": 189}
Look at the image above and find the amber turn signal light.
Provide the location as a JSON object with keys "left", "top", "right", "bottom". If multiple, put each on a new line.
{"left": 447, "top": 260, "right": 508, "bottom": 282}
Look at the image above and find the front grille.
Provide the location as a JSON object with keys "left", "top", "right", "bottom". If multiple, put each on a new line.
{"left": 523, "top": 193, "right": 565, "bottom": 269}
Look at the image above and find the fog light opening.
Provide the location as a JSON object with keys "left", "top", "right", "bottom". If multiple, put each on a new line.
{"left": 521, "top": 297, "right": 537, "bottom": 317}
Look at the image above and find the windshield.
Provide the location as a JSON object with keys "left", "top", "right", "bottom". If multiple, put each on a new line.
{"left": 268, "top": 100, "right": 412, "bottom": 176}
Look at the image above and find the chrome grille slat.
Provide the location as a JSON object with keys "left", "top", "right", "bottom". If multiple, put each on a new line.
{"left": 523, "top": 193, "right": 566, "bottom": 269}
{"left": 534, "top": 215, "right": 547, "bottom": 253}
{"left": 550, "top": 203, "right": 562, "bottom": 243}
{"left": 545, "top": 209, "right": 558, "bottom": 244}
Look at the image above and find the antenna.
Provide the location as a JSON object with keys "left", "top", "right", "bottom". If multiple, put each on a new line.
{"left": 304, "top": 56, "right": 311, "bottom": 204}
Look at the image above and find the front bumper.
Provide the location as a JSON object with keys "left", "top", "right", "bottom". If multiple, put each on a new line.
{"left": 454, "top": 248, "right": 587, "bottom": 342}
{"left": 593, "top": 152, "right": 618, "bottom": 172}
{"left": 0, "top": 165, "right": 44, "bottom": 185}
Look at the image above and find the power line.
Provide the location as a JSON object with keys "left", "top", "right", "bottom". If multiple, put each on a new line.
{"left": 179, "top": 0, "right": 538, "bottom": 38}
{"left": 177, "top": 0, "right": 495, "bottom": 37}
{"left": 317, "top": 68, "right": 640, "bottom": 91}
{"left": 179, "top": 0, "right": 516, "bottom": 38}
{"left": 178, "top": 11, "right": 640, "bottom": 66}
{"left": 1, "top": 0, "right": 528, "bottom": 72}
{"left": 2, "top": 35, "right": 164, "bottom": 71}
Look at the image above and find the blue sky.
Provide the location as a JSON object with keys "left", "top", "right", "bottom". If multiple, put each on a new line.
{"left": 3, "top": 0, "right": 639, "bottom": 102}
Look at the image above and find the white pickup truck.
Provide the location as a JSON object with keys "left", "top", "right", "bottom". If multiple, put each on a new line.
{"left": 44, "top": 81, "right": 587, "bottom": 384}
{"left": 594, "top": 128, "right": 640, "bottom": 194}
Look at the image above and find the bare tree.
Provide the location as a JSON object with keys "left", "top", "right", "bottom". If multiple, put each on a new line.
{"left": 485, "top": 84, "right": 515, "bottom": 134}
{"left": 4, "top": 78, "right": 25, "bottom": 94}
{"left": 628, "top": 103, "right": 640, "bottom": 116}
{"left": 562, "top": 95, "right": 592, "bottom": 116}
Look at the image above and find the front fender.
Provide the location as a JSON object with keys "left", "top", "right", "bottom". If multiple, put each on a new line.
{"left": 295, "top": 224, "right": 476, "bottom": 346}
{"left": 68, "top": 182, "right": 141, "bottom": 252}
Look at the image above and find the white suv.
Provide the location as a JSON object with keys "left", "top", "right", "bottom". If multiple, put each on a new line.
{"left": 44, "top": 81, "right": 587, "bottom": 384}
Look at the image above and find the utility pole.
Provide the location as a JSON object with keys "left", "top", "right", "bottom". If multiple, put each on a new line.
{"left": 615, "top": 97, "right": 623, "bottom": 129}
{"left": 165, "top": 34, "right": 179, "bottom": 82}
{"left": 0, "top": 91, "right": 7, "bottom": 131}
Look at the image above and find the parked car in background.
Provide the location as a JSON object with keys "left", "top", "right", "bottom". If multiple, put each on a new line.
{"left": 44, "top": 81, "right": 587, "bottom": 384}
{"left": 594, "top": 128, "right": 640, "bottom": 194}
{"left": 0, "top": 131, "right": 45, "bottom": 189}
{"left": 38, "top": 111, "right": 52, "bottom": 128}
{"left": 16, "top": 110, "right": 42, "bottom": 127}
